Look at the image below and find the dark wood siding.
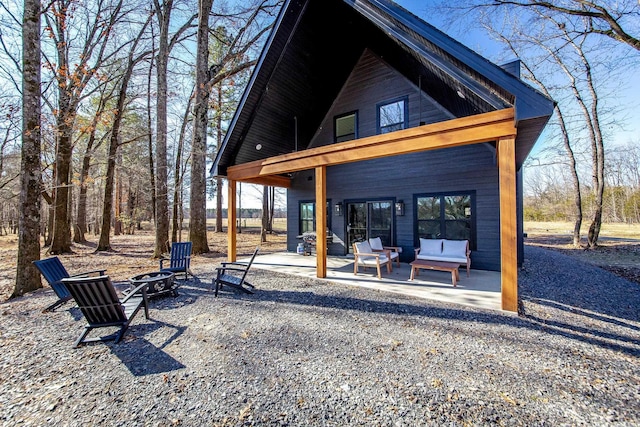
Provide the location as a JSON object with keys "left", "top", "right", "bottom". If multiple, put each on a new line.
{"left": 286, "top": 50, "right": 503, "bottom": 271}
{"left": 309, "top": 49, "right": 453, "bottom": 146}
{"left": 287, "top": 145, "right": 502, "bottom": 271}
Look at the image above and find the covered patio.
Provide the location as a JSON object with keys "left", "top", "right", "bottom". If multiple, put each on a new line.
{"left": 244, "top": 251, "right": 504, "bottom": 312}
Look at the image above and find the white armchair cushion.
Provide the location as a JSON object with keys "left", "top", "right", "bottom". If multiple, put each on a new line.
{"left": 442, "top": 239, "right": 468, "bottom": 257}
{"left": 360, "top": 254, "right": 388, "bottom": 266}
{"left": 368, "top": 237, "right": 384, "bottom": 251}
{"left": 355, "top": 241, "right": 390, "bottom": 266}
{"left": 355, "top": 241, "right": 373, "bottom": 253}
{"left": 419, "top": 238, "right": 443, "bottom": 255}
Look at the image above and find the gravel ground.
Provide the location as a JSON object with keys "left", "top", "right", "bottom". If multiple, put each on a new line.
{"left": 1, "top": 245, "right": 638, "bottom": 426}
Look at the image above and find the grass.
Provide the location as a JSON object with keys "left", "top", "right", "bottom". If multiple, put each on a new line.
{"left": 524, "top": 221, "right": 640, "bottom": 240}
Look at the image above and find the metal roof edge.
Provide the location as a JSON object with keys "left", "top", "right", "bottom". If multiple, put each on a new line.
{"left": 358, "top": 0, "right": 554, "bottom": 122}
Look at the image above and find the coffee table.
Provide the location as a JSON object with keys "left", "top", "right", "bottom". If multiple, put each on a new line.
{"left": 409, "top": 260, "right": 460, "bottom": 287}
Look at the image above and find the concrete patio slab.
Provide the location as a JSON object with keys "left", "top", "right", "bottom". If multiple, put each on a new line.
{"left": 247, "top": 252, "right": 503, "bottom": 312}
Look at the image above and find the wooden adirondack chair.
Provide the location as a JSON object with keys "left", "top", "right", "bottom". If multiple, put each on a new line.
{"left": 214, "top": 247, "right": 259, "bottom": 296}
{"left": 61, "top": 275, "right": 150, "bottom": 348}
{"left": 33, "top": 257, "right": 106, "bottom": 313}
{"left": 159, "top": 241, "right": 193, "bottom": 280}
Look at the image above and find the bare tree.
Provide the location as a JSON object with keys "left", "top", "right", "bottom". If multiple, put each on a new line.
{"left": 484, "top": 0, "right": 640, "bottom": 52}
{"left": 152, "top": 0, "right": 196, "bottom": 257}
{"left": 441, "top": 2, "right": 630, "bottom": 248}
{"left": 189, "top": 0, "right": 281, "bottom": 254}
{"left": 171, "top": 91, "right": 193, "bottom": 243}
{"left": 73, "top": 87, "right": 113, "bottom": 243}
{"left": 486, "top": 28, "right": 584, "bottom": 246}
{"left": 42, "top": 0, "right": 127, "bottom": 254}
{"left": 261, "top": 185, "right": 268, "bottom": 242}
{"left": 14, "top": 0, "right": 42, "bottom": 297}
{"left": 96, "top": 17, "right": 152, "bottom": 251}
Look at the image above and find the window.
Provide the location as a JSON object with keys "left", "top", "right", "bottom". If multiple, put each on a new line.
{"left": 300, "top": 202, "right": 315, "bottom": 234}
{"left": 335, "top": 111, "right": 358, "bottom": 142}
{"left": 299, "top": 201, "right": 332, "bottom": 234}
{"left": 415, "top": 192, "right": 475, "bottom": 249}
{"left": 377, "top": 97, "right": 407, "bottom": 134}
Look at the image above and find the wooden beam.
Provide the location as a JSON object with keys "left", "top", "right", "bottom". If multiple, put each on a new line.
{"left": 315, "top": 166, "right": 327, "bottom": 278}
{"left": 230, "top": 174, "right": 291, "bottom": 188}
{"left": 227, "top": 109, "right": 516, "bottom": 181}
{"left": 498, "top": 137, "right": 518, "bottom": 312}
{"left": 227, "top": 179, "right": 237, "bottom": 262}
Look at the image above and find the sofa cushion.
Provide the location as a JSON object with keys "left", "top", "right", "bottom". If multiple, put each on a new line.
{"left": 442, "top": 239, "right": 468, "bottom": 257}
{"left": 416, "top": 254, "right": 467, "bottom": 264}
{"left": 419, "top": 238, "right": 443, "bottom": 255}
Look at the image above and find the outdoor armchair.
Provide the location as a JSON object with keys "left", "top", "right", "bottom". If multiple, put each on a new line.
{"left": 214, "top": 247, "right": 259, "bottom": 296}
{"left": 160, "top": 241, "right": 193, "bottom": 280}
{"left": 353, "top": 241, "right": 392, "bottom": 279}
{"left": 61, "top": 275, "right": 150, "bottom": 348}
{"left": 33, "top": 256, "right": 106, "bottom": 312}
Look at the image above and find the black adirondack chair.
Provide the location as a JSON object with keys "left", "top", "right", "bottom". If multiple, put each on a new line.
{"left": 33, "top": 257, "right": 106, "bottom": 312}
{"left": 159, "top": 241, "right": 193, "bottom": 280}
{"left": 61, "top": 275, "right": 150, "bottom": 348}
{"left": 214, "top": 247, "right": 259, "bottom": 296}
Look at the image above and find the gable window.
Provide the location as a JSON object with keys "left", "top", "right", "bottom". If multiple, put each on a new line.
{"left": 377, "top": 97, "right": 407, "bottom": 134}
{"left": 335, "top": 111, "right": 358, "bottom": 142}
{"left": 415, "top": 192, "right": 476, "bottom": 249}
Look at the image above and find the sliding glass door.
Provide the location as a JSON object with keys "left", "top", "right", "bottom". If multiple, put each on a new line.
{"left": 346, "top": 200, "right": 393, "bottom": 252}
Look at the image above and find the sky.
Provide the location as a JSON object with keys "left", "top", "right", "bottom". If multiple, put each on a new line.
{"left": 394, "top": 0, "right": 640, "bottom": 148}
{"left": 215, "top": 0, "right": 639, "bottom": 209}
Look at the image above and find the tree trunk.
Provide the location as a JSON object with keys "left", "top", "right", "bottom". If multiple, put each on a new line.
{"left": 268, "top": 186, "right": 275, "bottom": 232}
{"left": 216, "top": 177, "right": 223, "bottom": 232}
{"left": 153, "top": 0, "right": 172, "bottom": 257}
{"left": 49, "top": 124, "right": 73, "bottom": 254}
{"left": 114, "top": 156, "right": 123, "bottom": 236}
{"left": 188, "top": 0, "right": 214, "bottom": 255}
{"left": 172, "top": 93, "right": 192, "bottom": 243}
{"left": 215, "top": 86, "right": 224, "bottom": 233}
{"left": 14, "top": 0, "right": 43, "bottom": 297}
{"left": 74, "top": 96, "right": 107, "bottom": 243}
{"left": 261, "top": 185, "right": 269, "bottom": 243}
{"left": 96, "top": 15, "right": 150, "bottom": 250}
{"left": 147, "top": 49, "right": 157, "bottom": 224}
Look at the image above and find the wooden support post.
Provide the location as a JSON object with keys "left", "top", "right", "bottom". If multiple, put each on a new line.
{"left": 227, "top": 179, "right": 237, "bottom": 262}
{"left": 498, "top": 137, "right": 518, "bottom": 312}
{"left": 315, "top": 166, "right": 327, "bottom": 278}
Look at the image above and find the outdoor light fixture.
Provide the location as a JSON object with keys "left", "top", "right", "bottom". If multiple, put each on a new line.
{"left": 395, "top": 200, "right": 405, "bottom": 216}
{"left": 335, "top": 202, "right": 343, "bottom": 216}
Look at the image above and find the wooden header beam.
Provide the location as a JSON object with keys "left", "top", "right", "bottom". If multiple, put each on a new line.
{"left": 228, "top": 108, "right": 516, "bottom": 181}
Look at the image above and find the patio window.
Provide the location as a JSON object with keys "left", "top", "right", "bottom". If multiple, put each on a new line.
{"left": 377, "top": 97, "right": 407, "bottom": 134}
{"left": 300, "top": 202, "right": 315, "bottom": 234}
{"left": 299, "top": 201, "right": 332, "bottom": 234}
{"left": 335, "top": 111, "right": 358, "bottom": 142}
{"left": 415, "top": 192, "right": 476, "bottom": 249}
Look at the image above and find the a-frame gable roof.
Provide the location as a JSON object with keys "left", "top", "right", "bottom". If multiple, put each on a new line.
{"left": 212, "top": 0, "right": 554, "bottom": 177}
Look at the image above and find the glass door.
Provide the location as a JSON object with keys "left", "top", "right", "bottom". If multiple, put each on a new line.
{"left": 347, "top": 202, "right": 367, "bottom": 252}
{"left": 346, "top": 201, "right": 394, "bottom": 253}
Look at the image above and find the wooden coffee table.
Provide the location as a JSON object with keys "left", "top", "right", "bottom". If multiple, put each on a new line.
{"left": 409, "top": 260, "right": 460, "bottom": 287}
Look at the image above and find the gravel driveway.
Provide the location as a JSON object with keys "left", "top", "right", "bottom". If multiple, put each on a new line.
{"left": 1, "top": 245, "right": 638, "bottom": 426}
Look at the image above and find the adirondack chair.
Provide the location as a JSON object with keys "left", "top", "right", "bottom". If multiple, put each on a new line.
{"left": 214, "top": 247, "right": 259, "bottom": 296}
{"left": 61, "top": 275, "right": 150, "bottom": 348}
{"left": 33, "top": 257, "right": 106, "bottom": 313}
{"left": 159, "top": 241, "right": 193, "bottom": 280}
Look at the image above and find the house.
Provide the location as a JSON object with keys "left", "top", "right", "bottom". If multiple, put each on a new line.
{"left": 211, "top": 0, "right": 555, "bottom": 311}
